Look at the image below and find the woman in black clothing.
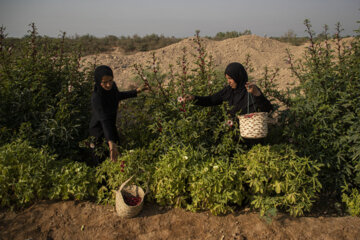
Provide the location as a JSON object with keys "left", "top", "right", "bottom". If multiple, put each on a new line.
{"left": 186, "top": 62, "right": 272, "bottom": 116}
{"left": 185, "top": 62, "right": 273, "bottom": 145}
{"left": 89, "top": 65, "right": 147, "bottom": 165}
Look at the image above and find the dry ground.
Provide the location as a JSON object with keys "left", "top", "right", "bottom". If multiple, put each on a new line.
{"left": 1, "top": 200, "right": 360, "bottom": 240}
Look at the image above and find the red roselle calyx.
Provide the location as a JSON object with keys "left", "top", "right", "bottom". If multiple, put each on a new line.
{"left": 123, "top": 195, "right": 142, "bottom": 206}
{"left": 120, "top": 160, "right": 125, "bottom": 172}
{"left": 244, "top": 113, "right": 255, "bottom": 118}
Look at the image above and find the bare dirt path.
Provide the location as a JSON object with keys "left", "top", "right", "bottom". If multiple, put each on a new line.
{"left": 1, "top": 200, "right": 360, "bottom": 240}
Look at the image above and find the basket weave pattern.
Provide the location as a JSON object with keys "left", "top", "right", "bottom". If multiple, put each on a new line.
{"left": 238, "top": 112, "right": 268, "bottom": 139}
{"left": 115, "top": 177, "right": 145, "bottom": 218}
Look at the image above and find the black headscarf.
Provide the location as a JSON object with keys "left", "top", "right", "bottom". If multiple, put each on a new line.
{"left": 224, "top": 62, "right": 248, "bottom": 89}
{"left": 224, "top": 62, "right": 253, "bottom": 115}
{"left": 94, "top": 65, "right": 114, "bottom": 92}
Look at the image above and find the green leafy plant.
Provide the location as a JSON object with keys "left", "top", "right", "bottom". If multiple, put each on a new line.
{"left": 0, "top": 24, "right": 93, "bottom": 160}
{"left": 234, "top": 144, "right": 323, "bottom": 216}
{"left": 0, "top": 140, "right": 56, "bottom": 209}
{"left": 282, "top": 20, "right": 360, "bottom": 199}
{"left": 49, "top": 161, "right": 97, "bottom": 201}
{"left": 187, "top": 155, "right": 245, "bottom": 215}
{"left": 151, "top": 146, "right": 194, "bottom": 208}
{"left": 342, "top": 187, "right": 360, "bottom": 216}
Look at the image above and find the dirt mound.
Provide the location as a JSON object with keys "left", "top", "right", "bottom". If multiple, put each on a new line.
{"left": 81, "top": 35, "right": 354, "bottom": 91}
{"left": 81, "top": 35, "right": 298, "bottom": 91}
{"left": 1, "top": 201, "right": 360, "bottom": 240}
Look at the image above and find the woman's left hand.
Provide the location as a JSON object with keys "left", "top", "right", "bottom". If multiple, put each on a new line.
{"left": 245, "top": 82, "right": 261, "bottom": 96}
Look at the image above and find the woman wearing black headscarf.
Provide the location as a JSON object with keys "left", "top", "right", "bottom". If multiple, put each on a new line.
{"left": 89, "top": 65, "right": 147, "bottom": 165}
{"left": 185, "top": 62, "right": 273, "bottom": 143}
{"left": 187, "top": 62, "right": 272, "bottom": 116}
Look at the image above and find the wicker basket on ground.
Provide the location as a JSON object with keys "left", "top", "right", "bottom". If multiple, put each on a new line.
{"left": 115, "top": 176, "right": 146, "bottom": 218}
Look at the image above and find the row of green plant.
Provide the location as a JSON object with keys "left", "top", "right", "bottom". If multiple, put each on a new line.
{"left": 0, "top": 20, "right": 359, "bottom": 217}
{"left": 0, "top": 138, "right": 322, "bottom": 217}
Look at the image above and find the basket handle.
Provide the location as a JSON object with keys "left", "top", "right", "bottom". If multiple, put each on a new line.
{"left": 119, "top": 175, "right": 134, "bottom": 191}
{"left": 247, "top": 91, "right": 257, "bottom": 114}
{"left": 119, "top": 175, "right": 150, "bottom": 196}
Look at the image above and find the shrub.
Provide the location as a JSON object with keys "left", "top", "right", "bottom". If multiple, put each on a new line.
{"left": 0, "top": 140, "right": 56, "bottom": 209}
{"left": 283, "top": 20, "right": 360, "bottom": 197}
{"left": 49, "top": 161, "right": 97, "bottom": 201}
{"left": 151, "top": 146, "right": 195, "bottom": 208}
{"left": 234, "top": 144, "right": 323, "bottom": 216}
{"left": 187, "top": 155, "right": 245, "bottom": 215}
{"left": 342, "top": 187, "right": 360, "bottom": 216}
{"left": 0, "top": 24, "right": 93, "bottom": 160}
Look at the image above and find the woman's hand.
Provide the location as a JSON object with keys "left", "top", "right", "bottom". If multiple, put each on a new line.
{"left": 245, "top": 82, "right": 261, "bottom": 96}
{"left": 108, "top": 141, "right": 119, "bottom": 162}
{"left": 136, "top": 83, "right": 149, "bottom": 93}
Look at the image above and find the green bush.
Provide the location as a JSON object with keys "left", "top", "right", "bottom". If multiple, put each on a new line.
{"left": 0, "top": 140, "right": 56, "bottom": 209}
{"left": 151, "top": 146, "right": 194, "bottom": 208}
{"left": 234, "top": 144, "right": 322, "bottom": 216}
{"left": 188, "top": 155, "right": 245, "bottom": 215}
{"left": 0, "top": 24, "right": 93, "bottom": 159}
{"left": 49, "top": 161, "right": 97, "bottom": 201}
{"left": 342, "top": 187, "right": 360, "bottom": 216}
{"left": 282, "top": 20, "right": 360, "bottom": 198}
{"left": 0, "top": 140, "right": 100, "bottom": 209}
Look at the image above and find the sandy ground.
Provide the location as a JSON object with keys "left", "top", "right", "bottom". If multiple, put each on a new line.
{"left": 1, "top": 200, "right": 360, "bottom": 240}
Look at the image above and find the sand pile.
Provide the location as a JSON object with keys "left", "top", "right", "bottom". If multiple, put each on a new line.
{"left": 81, "top": 35, "right": 353, "bottom": 91}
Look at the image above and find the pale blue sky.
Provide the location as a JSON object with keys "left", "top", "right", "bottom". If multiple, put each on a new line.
{"left": 0, "top": 0, "right": 359, "bottom": 38}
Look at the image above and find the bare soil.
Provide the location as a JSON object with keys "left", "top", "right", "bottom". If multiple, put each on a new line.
{"left": 1, "top": 200, "right": 360, "bottom": 240}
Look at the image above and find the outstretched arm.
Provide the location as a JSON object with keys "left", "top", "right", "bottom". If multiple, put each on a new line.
{"left": 185, "top": 87, "right": 228, "bottom": 107}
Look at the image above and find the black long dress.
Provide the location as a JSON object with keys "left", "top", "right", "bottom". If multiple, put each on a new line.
{"left": 88, "top": 65, "right": 137, "bottom": 166}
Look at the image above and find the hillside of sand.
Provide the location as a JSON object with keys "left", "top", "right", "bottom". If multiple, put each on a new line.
{"left": 81, "top": 35, "right": 353, "bottom": 91}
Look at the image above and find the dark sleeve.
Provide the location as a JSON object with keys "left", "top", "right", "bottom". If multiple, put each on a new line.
{"left": 253, "top": 92, "right": 273, "bottom": 112}
{"left": 117, "top": 89, "right": 137, "bottom": 101}
{"left": 193, "top": 87, "right": 227, "bottom": 107}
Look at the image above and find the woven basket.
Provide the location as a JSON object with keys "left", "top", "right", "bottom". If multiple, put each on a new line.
{"left": 237, "top": 112, "right": 268, "bottom": 139}
{"left": 115, "top": 176, "right": 145, "bottom": 218}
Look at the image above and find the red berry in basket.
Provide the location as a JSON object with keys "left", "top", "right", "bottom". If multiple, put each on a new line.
{"left": 124, "top": 195, "right": 142, "bottom": 206}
